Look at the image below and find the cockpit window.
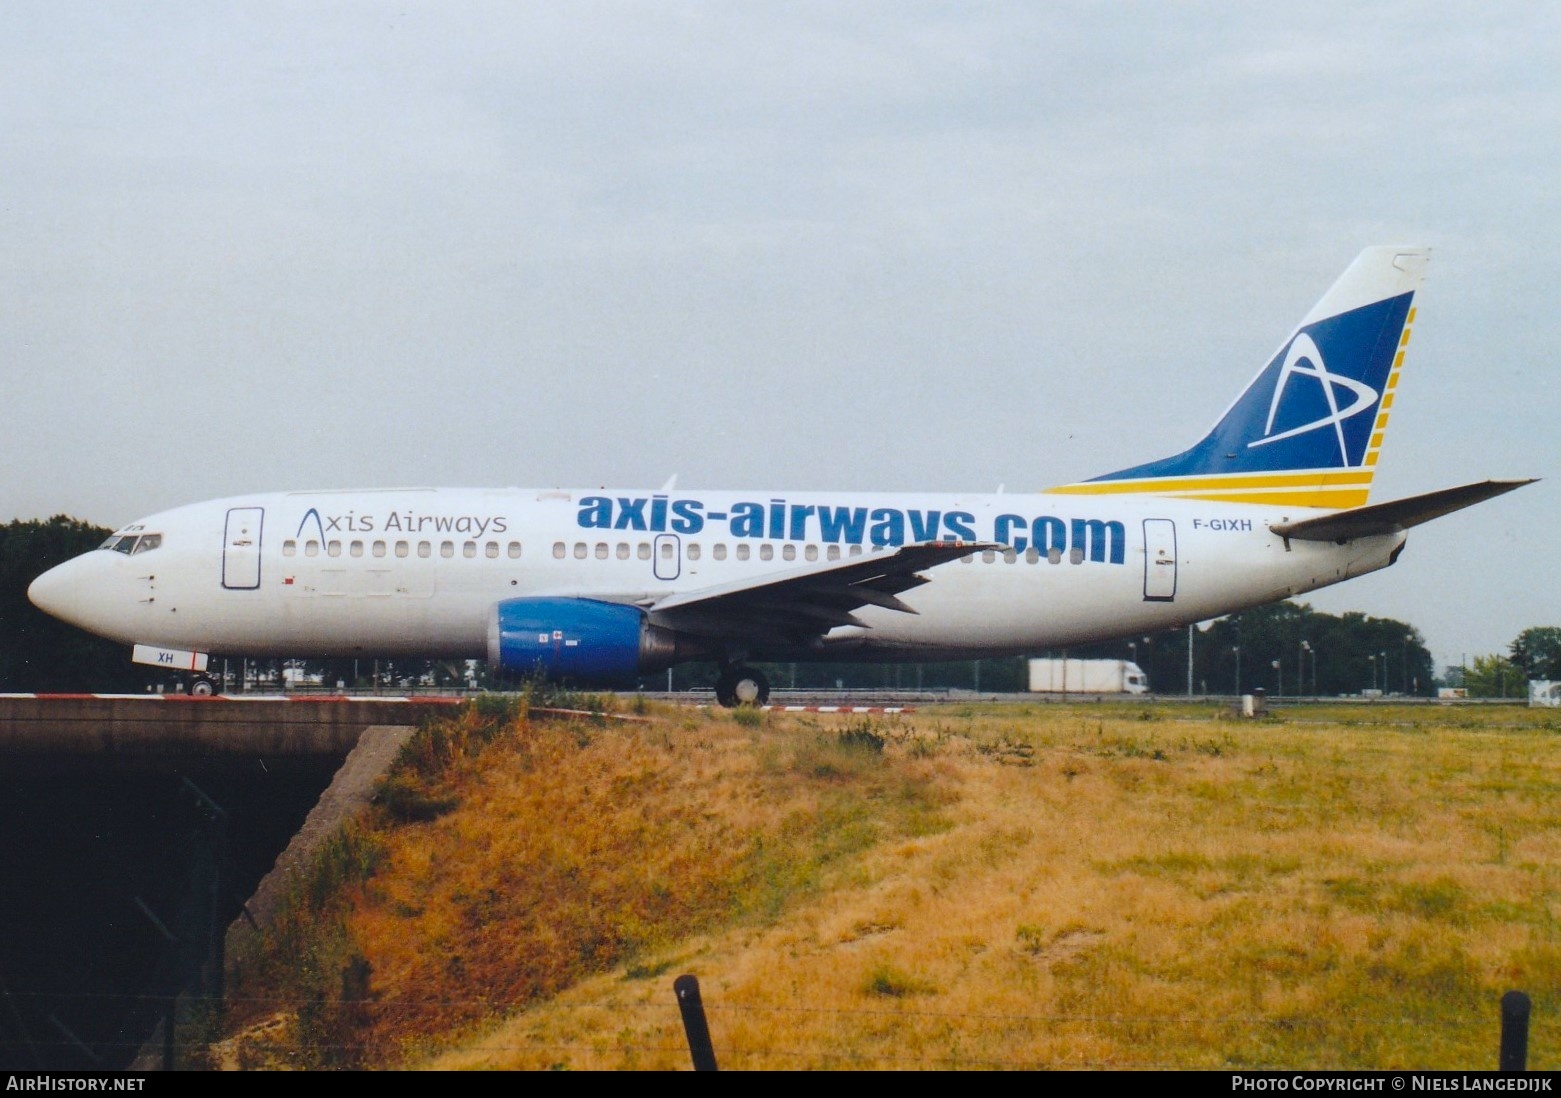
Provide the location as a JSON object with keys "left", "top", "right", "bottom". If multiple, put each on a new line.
{"left": 100, "top": 533, "right": 163, "bottom": 555}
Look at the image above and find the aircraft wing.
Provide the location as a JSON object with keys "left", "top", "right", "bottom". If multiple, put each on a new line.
{"left": 646, "top": 541, "right": 993, "bottom": 643}
{"left": 1268, "top": 479, "right": 1535, "bottom": 542}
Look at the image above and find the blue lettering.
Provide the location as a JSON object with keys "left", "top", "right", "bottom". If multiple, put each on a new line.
{"left": 614, "top": 497, "right": 648, "bottom": 531}
{"left": 869, "top": 508, "right": 905, "bottom": 547}
{"left": 789, "top": 504, "right": 816, "bottom": 540}
{"left": 993, "top": 513, "right": 1028, "bottom": 551}
{"left": 944, "top": 512, "right": 977, "bottom": 542}
{"left": 817, "top": 506, "right": 868, "bottom": 543}
{"left": 1071, "top": 518, "right": 1125, "bottom": 564}
{"left": 768, "top": 500, "right": 786, "bottom": 540}
{"left": 1033, "top": 516, "right": 1067, "bottom": 555}
{"left": 670, "top": 499, "right": 705, "bottom": 534}
{"left": 731, "top": 502, "right": 765, "bottom": 538}
{"left": 578, "top": 497, "right": 613, "bottom": 529}
{"left": 907, "top": 510, "right": 942, "bottom": 542}
{"left": 650, "top": 495, "right": 669, "bottom": 532}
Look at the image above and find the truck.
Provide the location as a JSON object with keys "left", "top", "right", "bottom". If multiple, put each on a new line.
{"left": 1027, "top": 658, "right": 1150, "bottom": 695}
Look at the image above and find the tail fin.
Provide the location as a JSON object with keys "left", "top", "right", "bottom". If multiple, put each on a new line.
{"left": 1052, "top": 246, "right": 1430, "bottom": 509}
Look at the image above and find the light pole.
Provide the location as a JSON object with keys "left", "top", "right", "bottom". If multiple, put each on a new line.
{"left": 1233, "top": 644, "right": 1241, "bottom": 697}
{"left": 1300, "top": 640, "right": 1311, "bottom": 698}
{"left": 1272, "top": 658, "right": 1282, "bottom": 697}
{"left": 1380, "top": 651, "right": 1388, "bottom": 694}
{"left": 1187, "top": 623, "right": 1195, "bottom": 696}
{"left": 1368, "top": 653, "right": 1377, "bottom": 693}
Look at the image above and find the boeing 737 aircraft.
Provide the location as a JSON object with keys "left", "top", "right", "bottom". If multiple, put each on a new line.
{"left": 29, "top": 246, "right": 1531, "bottom": 704}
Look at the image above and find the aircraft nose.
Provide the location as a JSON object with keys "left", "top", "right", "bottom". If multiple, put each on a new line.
{"left": 28, "top": 554, "right": 105, "bottom": 632}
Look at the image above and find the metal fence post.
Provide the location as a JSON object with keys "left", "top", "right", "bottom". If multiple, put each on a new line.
{"left": 1500, "top": 990, "right": 1530, "bottom": 1071}
{"left": 674, "top": 974, "right": 718, "bottom": 1071}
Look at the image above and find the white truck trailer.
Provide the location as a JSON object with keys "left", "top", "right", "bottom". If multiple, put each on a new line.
{"left": 1027, "top": 658, "right": 1150, "bottom": 695}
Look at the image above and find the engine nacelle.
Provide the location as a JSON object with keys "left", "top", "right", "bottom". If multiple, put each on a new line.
{"left": 487, "top": 597, "right": 692, "bottom": 681}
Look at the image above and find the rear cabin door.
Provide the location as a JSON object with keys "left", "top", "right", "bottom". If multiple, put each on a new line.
{"left": 1142, "top": 518, "right": 1177, "bottom": 602}
{"left": 223, "top": 507, "right": 264, "bottom": 590}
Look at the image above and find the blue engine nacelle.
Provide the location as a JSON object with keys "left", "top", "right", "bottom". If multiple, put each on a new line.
{"left": 487, "top": 597, "right": 694, "bottom": 681}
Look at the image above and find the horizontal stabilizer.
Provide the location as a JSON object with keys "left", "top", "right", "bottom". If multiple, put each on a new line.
{"left": 1269, "top": 479, "right": 1535, "bottom": 542}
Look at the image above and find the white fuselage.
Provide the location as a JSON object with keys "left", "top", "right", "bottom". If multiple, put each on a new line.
{"left": 28, "top": 486, "right": 1406, "bottom": 665}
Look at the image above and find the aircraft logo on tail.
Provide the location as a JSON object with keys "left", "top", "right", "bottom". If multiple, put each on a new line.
{"left": 1250, "top": 331, "right": 1379, "bottom": 462}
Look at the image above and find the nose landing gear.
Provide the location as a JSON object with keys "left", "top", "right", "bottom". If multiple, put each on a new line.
{"left": 714, "top": 665, "right": 770, "bottom": 708}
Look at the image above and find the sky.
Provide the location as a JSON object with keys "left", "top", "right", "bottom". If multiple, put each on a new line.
{"left": 3, "top": 2, "right": 1557, "bottom": 675}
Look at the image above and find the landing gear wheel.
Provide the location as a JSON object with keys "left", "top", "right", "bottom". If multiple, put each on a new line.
{"left": 188, "top": 676, "right": 216, "bottom": 696}
{"left": 715, "top": 666, "right": 770, "bottom": 708}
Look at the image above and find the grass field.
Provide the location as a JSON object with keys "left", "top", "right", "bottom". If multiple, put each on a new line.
{"left": 216, "top": 697, "right": 1560, "bottom": 1071}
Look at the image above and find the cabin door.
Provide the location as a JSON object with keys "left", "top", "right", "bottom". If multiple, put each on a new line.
{"left": 223, "top": 507, "right": 265, "bottom": 590}
{"left": 1142, "top": 518, "right": 1177, "bottom": 602}
{"left": 653, "top": 534, "right": 681, "bottom": 581}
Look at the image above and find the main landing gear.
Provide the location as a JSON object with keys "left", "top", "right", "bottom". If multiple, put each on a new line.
{"left": 715, "top": 664, "right": 770, "bottom": 708}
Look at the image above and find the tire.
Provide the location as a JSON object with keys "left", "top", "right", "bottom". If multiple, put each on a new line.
{"left": 715, "top": 666, "right": 769, "bottom": 708}
{"left": 188, "top": 676, "right": 217, "bottom": 696}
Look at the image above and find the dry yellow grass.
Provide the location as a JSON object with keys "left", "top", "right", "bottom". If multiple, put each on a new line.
{"left": 220, "top": 699, "right": 1560, "bottom": 1070}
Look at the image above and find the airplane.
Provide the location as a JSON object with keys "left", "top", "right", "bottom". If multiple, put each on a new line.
{"left": 28, "top": 245, "right": 1532, "bottom": 705}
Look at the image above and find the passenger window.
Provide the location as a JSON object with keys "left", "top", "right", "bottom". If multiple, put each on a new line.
{"left": 760, "top": 545, "right": 773, "bottom": 561}
{"left": 596, "top": 543, "right": 608, "bottom": 559}
{"left": 419, "top": 541, "right": 432, "bottom": 558}
{"left": 574, "top": 543, "right": 588, "bottom": 559}
{"left": 660, "top": 542, "right": 673, "bottom": 559}
{"left": 712, "top": 544, "right": 727, "bottom": 561}
{"left": 305, "top": 541, "right": 320, "bottom": 557}
{"left": 826, "top": 545, "right": 839, "bottom": 561}
{"left": 981, "top": 550, "right": 995, "bottom": 564}
{"left": 553, "top": 542, "right": 565, "bottom": 559}
{"left": 638, "top": 543, "right": 651, "bottom": 560}
{"left": 396, "top": 541, "right": 410, "bottom": 558}
{"left": 464, "top": 541, "right": 477, "bottom": 558}
{"left": 485, "top": 542, "right": 499, "bottom": 558}
{"left": 805, "top": 545, "right": 818, "bottom": 561}
{"left": 616, "top": 543, "right": 630, "bottom": 560}
{"left": 1025, "top": 547, "right": 1040, "bottom": 564}
{"left": 1069, "top": 547, "right": 1084, "bottom": 565}
{"left": 687, "top": 544, "right": 701, "bottom": 561}
{"left": 440, "top": 541, "right": 454, "bottom": 558}
{"left": 373, "top": 541, "right": 386, "bottom": 558}
{"left": 350, "top": 541, "right": 364, "bottom": 558}
{"left": 782, "top": 545, "right": 796, "bottom": 561}
{"left": 849, "top": 545, "right": 863, "bottom": 557}
{"left": 282, "top": 540, "right": 297, "bottom": 558}
{"left": 328, "top": 541, "right": 342, "bottom": 558}
{"left": 1047, "top": 547, "right": 1062, "bottom": 564}
{"left": 1003, "top": 549, "right": 1017, "bottom": 564}
{"left": 508, "top": 541, "right": 522, "bottom": 559}
{"left": 736, "top": 544, "right": 750, "bottom": 561}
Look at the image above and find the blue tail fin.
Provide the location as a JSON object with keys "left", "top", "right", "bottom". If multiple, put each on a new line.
{"left": 1052, "top": 246, "right": 1430, "bottom": 509}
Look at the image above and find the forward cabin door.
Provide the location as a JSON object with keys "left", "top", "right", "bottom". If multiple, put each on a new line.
{"left": 1142, "top": 518, "right": 1177, "bottom": 602}
{"left": 223, "top": 507, "right": 264, "bottom": 590}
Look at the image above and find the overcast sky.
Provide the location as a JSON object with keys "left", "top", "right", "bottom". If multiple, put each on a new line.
{"left": 3, "top": 2, "right": 1556, "bottom": 674}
